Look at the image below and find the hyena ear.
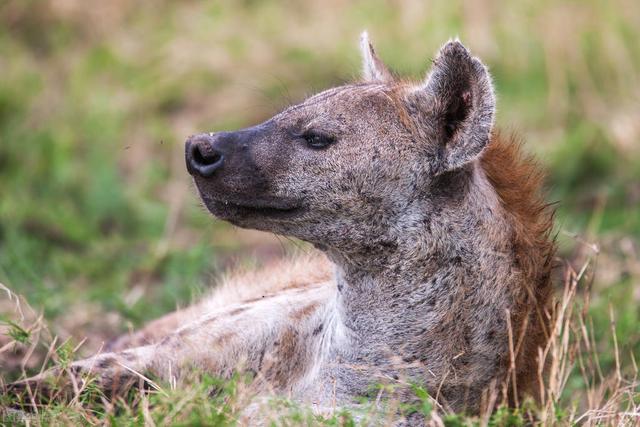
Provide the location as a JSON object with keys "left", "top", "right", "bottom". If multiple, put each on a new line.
{"left": 360, "top": 31, "right": 394, "bottom": 82}
{"left": 420, "top": 40, "right": 495, "bottom": 173}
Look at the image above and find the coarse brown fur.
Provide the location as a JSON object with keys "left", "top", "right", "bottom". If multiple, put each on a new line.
{"left": 481, "top": 131, "right": 556, "bottom": 403}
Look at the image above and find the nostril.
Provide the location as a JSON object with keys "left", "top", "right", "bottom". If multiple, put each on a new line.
{"left": 187, "top": 138, "right": 225, "bottom": 177}
{"left": 193, "top": 143, "right": 222, "bottom": 167}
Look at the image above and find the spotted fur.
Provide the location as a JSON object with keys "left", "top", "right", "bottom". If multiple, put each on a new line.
{"left": 14, "top": 34, "right": 555, "bottom": 416}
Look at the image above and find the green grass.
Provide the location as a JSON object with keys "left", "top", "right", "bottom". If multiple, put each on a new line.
{"left": 1, "top": 0, "right": 639, "bottom": 425}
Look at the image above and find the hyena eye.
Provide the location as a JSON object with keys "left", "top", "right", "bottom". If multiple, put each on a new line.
{"left": 302, "top": 131, "right": 335, "bottom": 149}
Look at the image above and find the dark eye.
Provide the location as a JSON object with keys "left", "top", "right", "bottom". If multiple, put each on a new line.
{"left": 302, "top": 132, "right": 335, "bottom": 149}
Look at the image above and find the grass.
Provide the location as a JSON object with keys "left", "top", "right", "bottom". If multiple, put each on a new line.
{"left": 2, "top": 256, "right": 638, "bottom": 425}
{"left": 1, "top": 0, "right": 639, "bottom": 425}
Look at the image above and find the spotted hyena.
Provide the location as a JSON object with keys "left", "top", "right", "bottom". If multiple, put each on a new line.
{"left": 12, "top": 33, "right": 555, "bottom": 415}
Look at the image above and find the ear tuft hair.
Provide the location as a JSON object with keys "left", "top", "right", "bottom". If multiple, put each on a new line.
{"left": 360, "top": 31, "right": 394, "bottom": 82}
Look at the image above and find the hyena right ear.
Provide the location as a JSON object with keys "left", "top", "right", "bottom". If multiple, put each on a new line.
{"left": 360, "top": 31, "right": 394, "bottom": 82}
{"left": 417, "top": 40, "right": 496, "bottom": 174}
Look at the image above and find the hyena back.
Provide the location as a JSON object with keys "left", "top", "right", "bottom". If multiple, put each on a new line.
{"left": 15, "top": 33, "right": 555, "bottom": 415}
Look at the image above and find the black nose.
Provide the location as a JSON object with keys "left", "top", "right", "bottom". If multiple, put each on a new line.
{"left": 185, "top": 134, "right": 224, "bottom": 177}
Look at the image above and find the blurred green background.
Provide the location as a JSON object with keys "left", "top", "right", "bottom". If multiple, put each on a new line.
{"left": 0, "top": 0, "right": 638, "bottom": 380}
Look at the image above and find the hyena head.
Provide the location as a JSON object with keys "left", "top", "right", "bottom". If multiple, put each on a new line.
{"left": 185, "top": 33, "right": 495, "bottom": 254}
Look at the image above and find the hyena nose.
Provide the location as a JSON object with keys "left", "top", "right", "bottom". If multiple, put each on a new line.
{"left": 185, "top": 134, "right": 225, "bottom": 177}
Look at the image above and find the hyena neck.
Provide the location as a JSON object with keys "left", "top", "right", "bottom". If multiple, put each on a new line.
{"left": 328, "top": 162, "right": 513, "bottom": 349}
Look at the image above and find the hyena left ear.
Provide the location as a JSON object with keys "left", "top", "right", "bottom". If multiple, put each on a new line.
{"left": 420, "top": 40, "right": 496, "bottom": 173}
{"left": 360, "top": 31, "right": 394, "bottom": 82}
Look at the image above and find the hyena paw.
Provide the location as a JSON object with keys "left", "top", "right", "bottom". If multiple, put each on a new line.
{"left": 6, "top": 352, "right": 147, "bottom": 407}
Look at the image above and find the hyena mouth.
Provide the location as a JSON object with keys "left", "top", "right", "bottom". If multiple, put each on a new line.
{"left": 201, "top": 195, "right": 303, "bottom": 219}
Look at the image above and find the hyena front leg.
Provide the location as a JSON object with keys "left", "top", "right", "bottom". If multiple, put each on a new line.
{"left": 11, "top": 284, "right": 333, "bottom": 404}
{"left": 8, "top": 345, "right": 156, "bottom": 406}
{"left": 143, "top": 286, "right": 334, "bottom": 390}
{"left": 106, "top": 306, "right": 205, "bottom": 351}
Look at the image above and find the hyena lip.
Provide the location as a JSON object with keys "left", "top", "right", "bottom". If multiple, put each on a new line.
{"left": 202, "top": 195, "right": 303, "bottom": 220}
